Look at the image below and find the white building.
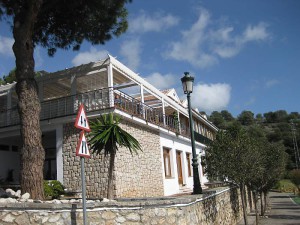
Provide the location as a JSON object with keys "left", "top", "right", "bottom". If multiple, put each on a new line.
{"left": 0, "top": 55, "right": 218, "bottom": 198}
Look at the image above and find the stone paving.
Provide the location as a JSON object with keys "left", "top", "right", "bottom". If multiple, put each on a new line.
{"left": 239, "top": 191, "right": 300, "bottom": 225}
{"left": 259, "top": 191, "right": 300, "bottom": 225}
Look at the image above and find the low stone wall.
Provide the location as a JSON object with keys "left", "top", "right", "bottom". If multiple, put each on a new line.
{"left": 0, "top": 187, "right": 245, "bottom": 225}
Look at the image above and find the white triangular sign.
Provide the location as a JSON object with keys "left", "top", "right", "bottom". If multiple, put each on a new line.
{"left": 75, "top": 104, "right": 90, "bottom": 132}
{"left": 76, "top": 131, "right": 91, "bottom": 158}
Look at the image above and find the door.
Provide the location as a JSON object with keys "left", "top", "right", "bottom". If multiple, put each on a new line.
{"left": 176, "top": 151, "right": 183, "bottom": 185}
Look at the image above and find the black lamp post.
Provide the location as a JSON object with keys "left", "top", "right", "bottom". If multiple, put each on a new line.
{"left": 181, "top": 72, "right": 202, "bottom": 194}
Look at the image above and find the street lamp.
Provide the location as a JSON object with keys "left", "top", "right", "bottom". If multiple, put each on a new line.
{"left": 181, "top": 72, "right": 202, "bottom": 194}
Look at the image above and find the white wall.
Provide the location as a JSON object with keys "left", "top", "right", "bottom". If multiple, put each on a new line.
{"left": 160, "top": 132, "right": 208, "bottom": 196}
{"left": 56, "top": 125, "right": 63, "bottom": 183}
{"left": 0, "top": 124, "right": 62, "bottom": 184}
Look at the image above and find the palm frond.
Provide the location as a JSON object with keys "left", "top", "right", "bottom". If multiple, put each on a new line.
{"left": 88, "top": 113, "right": 142, "bottom": 156}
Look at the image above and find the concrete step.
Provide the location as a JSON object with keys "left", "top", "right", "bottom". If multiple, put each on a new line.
{"left": 179, "top": 186, "right": 192, "bottom": 193}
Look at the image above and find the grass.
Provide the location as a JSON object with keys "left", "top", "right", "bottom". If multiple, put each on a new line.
{"left": 292, "top": 196, "right": 300, "bottom": 205}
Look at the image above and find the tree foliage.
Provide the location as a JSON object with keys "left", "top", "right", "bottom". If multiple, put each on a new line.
{"left": 221, "top": 110, "right": 234, "bottom": 121}
{"left": 89, "top": 113, "right": 142, "bottom": 199}
{"left": 206, "top": 124, "right": 261, "bottom": 225}
{"left": 209, "top": 111, "right": 225, "bottom": 129}
{"left": 209, "top": 110, "right": 300, "bottom": 170}
{"left": 208, "top": 110, "right": 234, "bottom": 130}
{"left": 237, "top": 110, "right": 255, "bottom": 126}
{"left": 0, "top": 68, "right": 16, "bottom": 84}
{"left": 248, "top": 141, "right": 287, "bottom": 198}
{"left": 206, "top": 124, "right": 260, "bottom": 185}
{"left": 206, "top": 121, "right": 287, "bottom": 222}
{"left": 0, "top": 0, "right": 130, "bottom": 55}
{"left": 90, "top": 113, "right": 142, "bottom": 156}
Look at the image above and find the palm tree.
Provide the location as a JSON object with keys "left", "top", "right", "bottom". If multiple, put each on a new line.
{"left": 89, "top": 113, "right": 142, "bottom": 199}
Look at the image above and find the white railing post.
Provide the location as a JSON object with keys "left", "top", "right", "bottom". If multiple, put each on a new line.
{"left": 6, "top": 89, "right": 11, "bottom": 126}
{"left": 140, "top": 85, "right": 145, "bottom": 119}
{"left": 162, "top": 98, "right": 166, "bottom": 126}
{"left": 107, "top": 62, "right": 114, "bottom": 108}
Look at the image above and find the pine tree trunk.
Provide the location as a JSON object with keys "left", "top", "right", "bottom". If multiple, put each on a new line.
{"left": 12, "top": 0, "right": 45, "bottom": 200}
{"left": 107, "top": 150, "right": 116, "bottom": 199}
{"left": 240, "top": 184, "right": 248, "bottom": 225}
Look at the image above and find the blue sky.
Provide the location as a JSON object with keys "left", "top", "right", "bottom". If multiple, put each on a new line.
{"left": 0, "top": 0, "right": 299, "bottom": 116}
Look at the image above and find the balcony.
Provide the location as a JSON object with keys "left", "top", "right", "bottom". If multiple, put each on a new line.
{"left": 0, "top": 87, "right": 211, "bottom": 144}
{"left": 0, "top": 88, "right": 182, "bottom": 132}
{"left": 194, "top": 131, "right": 212, "bottom": 145}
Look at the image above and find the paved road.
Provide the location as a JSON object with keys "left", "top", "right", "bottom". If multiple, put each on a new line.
{"left": 259, "top": 191, "right": 300, "bottom": 225}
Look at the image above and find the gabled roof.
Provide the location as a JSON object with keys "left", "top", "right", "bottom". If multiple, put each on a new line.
{"left": 162, "top": 88, "right": 181, "bottom": 103}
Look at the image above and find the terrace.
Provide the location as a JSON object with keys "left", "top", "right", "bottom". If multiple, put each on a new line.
{"left": 0, "top": 87, "right": 212, "bottom": 144}
{"left": 0, "top": 56, "right": 216, "bottom": 144}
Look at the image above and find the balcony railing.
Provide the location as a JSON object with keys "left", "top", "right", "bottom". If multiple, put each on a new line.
{"left": 194, "top": 131, "right": 212, "bottom": 145}
{"left": 0, "top": 87, "right": 211, "bottom": 144}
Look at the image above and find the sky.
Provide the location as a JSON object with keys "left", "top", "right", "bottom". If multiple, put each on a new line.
{"left": 0, "top": 0, "right": 299, "bottom": 116}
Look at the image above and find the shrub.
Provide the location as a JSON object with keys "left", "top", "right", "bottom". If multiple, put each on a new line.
{"left": 44, "top": 180, "right": 65, "bottom": 199}
{"left": 274, "top": 179, "right": 297, "bottom": 193}
{"left": 289, "top": 169, "right": 300, "bottom": 195}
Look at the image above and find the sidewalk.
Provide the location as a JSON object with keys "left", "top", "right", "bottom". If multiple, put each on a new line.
{"left": 238, "top": 191, "right": 300, "bottom": 225}
{"left": 259, "top": 191, "right": 300, "bottom": 225}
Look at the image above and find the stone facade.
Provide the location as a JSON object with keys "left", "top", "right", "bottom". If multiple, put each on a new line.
{"left": 0, "top": 187, "right": 246, "bottom": 225}
{"left": 115, "top": 121, "right": 163, "bottom": 197}
{"left": 63, "top": 122, "right": 112, "bottom": 198}
{"left": 62, "top": 118, "right": 163, "bottom": 198}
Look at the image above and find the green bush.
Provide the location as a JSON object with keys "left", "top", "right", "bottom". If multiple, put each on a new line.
{"left": 289, "top": 169, "right": 300, "bottom": 195}
{"left": 289, "top": 170, "right": 300, "bottom": 186}
{"left": 274, "top": 179, "right": 297, "bottom": 193}
{"left": 44, "top": 180, "right": 65, "bottom": 199}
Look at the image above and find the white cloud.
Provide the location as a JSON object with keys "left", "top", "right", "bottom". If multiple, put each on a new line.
{"left": 212, "top": 23, "right": 269, "bottom": 58}
{"left": 165, "top": 8, "right": 270, "bottom": 68}
{"left": 72, "top": 48, "right": 108, "bottom": 66}
{"left": 120, "top": 38, "right": 141, "bottom": 70}
{"left": 129, "top": 11, "right": 179, "bottom": 33}
{"left": 241, "top": 22, "right": 269, "bottom": 43}
{"left": 0, "top": 36, "right": 14, "bottom": 56}
{"left": 191, "top": 83, "right": 231, "bottom": 113}
{"left": 143, "top": 72, "right": 177, "bottom": 90}
{"left": 265, "top": 79, "right": 279, "bottom": 88}
{"left": 165, "top": 8, "right": 217, "bottom": 68}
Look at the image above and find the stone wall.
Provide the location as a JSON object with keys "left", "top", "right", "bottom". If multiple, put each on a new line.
{"left": 62, "top": 119, "right": 163, "bottom": 198}
{"left": 115, "top": 121, "right": 164, "bottom": 197}
{"left": 63, "top": 123, "right": 112, "bottom": 198}
{"left": 0, "top": 187, "right": 245, "bottom": 225}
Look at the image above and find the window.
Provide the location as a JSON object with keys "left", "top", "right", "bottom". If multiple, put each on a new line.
{"left": 163, "top": 148, "right": 172, "bottom": 178}
{"left": 0, "top": 144, "right": 9, "bottom": 151}
{"left": 12, "top": 145, "right": 18, "bottom": 152}
{"left": 44, "top": 148, "right": 57, "bottom": 180}
{"left": 186, "top": 153, "right": 192, "bottom": 177}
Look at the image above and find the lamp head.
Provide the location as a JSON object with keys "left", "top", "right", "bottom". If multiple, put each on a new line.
{"left": 181, "top": 72, "right": 194, "bottom": 94}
